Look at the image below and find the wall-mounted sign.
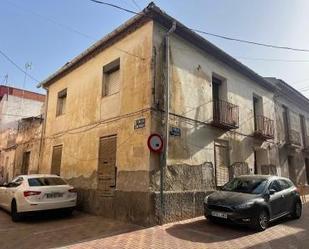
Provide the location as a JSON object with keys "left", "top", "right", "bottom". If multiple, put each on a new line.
{"left": 170, "top": 126, "right": 181, "bottom": 137}
{"left": 147, "top": 133, "right": 164, "bottom": 153}
{"left": 134, "top": 118, "right": 145, "bottom": 129}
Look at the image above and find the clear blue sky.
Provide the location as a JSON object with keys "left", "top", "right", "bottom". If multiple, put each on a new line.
{"left": 1, "top": 0, "right": 309, "bottom": 97}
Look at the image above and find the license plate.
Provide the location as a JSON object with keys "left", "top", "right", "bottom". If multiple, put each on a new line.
{"left": 211, "top": 211, "right": 228, "bottom": 219}
{"left": 46, "top": 193, "right": 63, "bottom": 198}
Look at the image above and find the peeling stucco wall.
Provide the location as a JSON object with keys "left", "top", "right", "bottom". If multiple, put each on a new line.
{"left": 40, "top": 21, "right": 156, "bottom": 225}
{"left": 153, "top": 22, "right": 276, "bottom": 176}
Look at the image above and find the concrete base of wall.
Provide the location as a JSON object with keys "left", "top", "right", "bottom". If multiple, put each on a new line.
{"left": 76, "top": 189, "right": 157, "bottom": 227}
{"left": 75, "top": 188, "right": 213, "bottom": 226}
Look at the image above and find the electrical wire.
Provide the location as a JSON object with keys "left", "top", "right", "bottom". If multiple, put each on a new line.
{"left": 88, "top": 0, "right": 309, "bottom": 53}
{"left": 192, "top": 29, "right": 309, "bottom": 53}
{"left": 236, "top": 56, "right": 309, "bottom": 63}
{"left": 88, "top": 0, "right": 141, "bottom": 15}
{"left": 131, "top": 0, "right": 141, "bottom": 11}
{"left": 0, "top": 49, "right": 39, "bottom": 83}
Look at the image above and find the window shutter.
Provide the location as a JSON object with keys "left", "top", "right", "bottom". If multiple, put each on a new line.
{"left": 51, "top": 145, "right": 63, "bottom": 176}
{"left": 106, "top": 70, "right": 120, "bottom": 96}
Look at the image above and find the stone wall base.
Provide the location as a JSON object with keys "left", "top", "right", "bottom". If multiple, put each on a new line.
{"left": 154, "top": 190, "right": 213, "bottom": 224}
{"left": 75, "top": 189, "right": 213, "bottom": 226}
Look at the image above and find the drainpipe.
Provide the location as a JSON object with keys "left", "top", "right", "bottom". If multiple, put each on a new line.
{"left": 37, "top": 89, "right": 49, "bottom": 174}
{"left": 160, "top": 21, "right": 176, "bottom": 224}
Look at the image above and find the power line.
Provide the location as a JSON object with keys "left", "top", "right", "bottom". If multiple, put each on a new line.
{"left": 236, "top": 56, "right": 309, "bottom": 63}
{"left": 5, "top": 0, "right": 94, "bottom": 41}
{"left": 88, "top": 0, "right": 309, "bottom": 53}
{"left": 0, "top": 49, "right": 39, "bottom": 82}
{"left": 192, "top": 29, "right": 309, "bottom": 53}
{"left": 131, "top": 0, "right": 141, "bottom": 10}
{"left": 88, "top": 0, "right": 141, "bottom": 15}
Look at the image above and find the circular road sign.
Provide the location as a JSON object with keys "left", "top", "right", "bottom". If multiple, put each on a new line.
{"left": 147, "top": 134, "right": 164, "bottom": 153}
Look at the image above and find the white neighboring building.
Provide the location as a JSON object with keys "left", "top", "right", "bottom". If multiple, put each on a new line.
{"left": 0, "top": 85, "right": 45, "bottom": 182}
{"left": 0, "top": 85, "right": 45, "bottom": 130}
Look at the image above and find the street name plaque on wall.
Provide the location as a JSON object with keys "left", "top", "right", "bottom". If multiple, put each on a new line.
{"left": 134, "top": 118, "right": 145, "bottom": 129}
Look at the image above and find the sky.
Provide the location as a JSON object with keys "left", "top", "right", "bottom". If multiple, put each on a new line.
{"left": 1, "top": 0, "right": 309, "bottom": 97}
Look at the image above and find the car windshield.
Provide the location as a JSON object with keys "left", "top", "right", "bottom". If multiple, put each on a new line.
{"left": 222, "top": 177, "right": 268, "bottom": 194}
{"left": 28, "top": 177, "right": 67, "bottom": 187}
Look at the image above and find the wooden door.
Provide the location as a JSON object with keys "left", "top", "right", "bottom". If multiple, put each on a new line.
{"left": 51, "top": 145, "right": 63, "bottom": 176}
{"left": 98, "top": 135, "right": 117, "bottom": 197}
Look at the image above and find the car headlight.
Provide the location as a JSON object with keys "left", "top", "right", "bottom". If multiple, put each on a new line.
{"left": 235, "top": 202, "right": 255, "bottom": 209}
{"left": 204, "top": 195, "right": 210, "bottom": 204}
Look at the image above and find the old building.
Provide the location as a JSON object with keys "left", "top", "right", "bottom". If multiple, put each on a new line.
{"left": 266, "top": 77, "right": 309, "bottom": 185}
{"left": 0, "top": 85, "right": 45, "bottom": 129}
{"left": 0, "top": 86, "right": 45, "bottom": 182}
{"left": 14, "top": 116, "right": 44, "bottom": 176}
{"left": 37, "top": 3, "right": 304, "bottom": 225}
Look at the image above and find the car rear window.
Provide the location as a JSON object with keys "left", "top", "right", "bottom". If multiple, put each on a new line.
{"left": 28, "top": 177, "right": 67, "bottom": 186}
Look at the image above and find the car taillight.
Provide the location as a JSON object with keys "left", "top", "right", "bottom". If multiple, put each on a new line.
{"left": 24, "top": 191, "right": 41, "bottom": 197}
{"left": 68, "top": 188, "right": 77, "bottom": 193}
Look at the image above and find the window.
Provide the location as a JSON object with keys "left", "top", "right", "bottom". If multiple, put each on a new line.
{"left": 222, "top": 177, "right": 268, "bottom": 194}
{"left": 102, "top": 58, "right": 120, "bottom": 97}
{"left": 253, "top": 95, "right": 263, "bottom": 131}
{"left": 278, "top": 179, "right": 293, "bottom": 190}
{"left": 51, "top": 145, "right": 63, "bottom": 176}
{"left": 269, "top": 180, "right": 282, "bottom": 193}
{"left": 56, "top": 89, "right": 67, "bottom": 116}
{"left": 21, "top": 151, "right": 30, "bottom": 175}
{"left": 282, "top": 105, "right": 289, "bottom": 140}
{"left": 300, "top": 115, "right": 307, "bottom": 147}
{"left": 28, "top": 177, "right": 66, "bottom": 186}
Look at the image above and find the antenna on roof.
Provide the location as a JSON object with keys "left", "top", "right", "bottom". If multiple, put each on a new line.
{"left": 20, "top": 62, "right": 32, "bottom": 115}
{"left": 3, "top": 74, "right": 9, "bottom": 101}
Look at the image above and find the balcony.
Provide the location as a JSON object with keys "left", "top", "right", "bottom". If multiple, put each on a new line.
{"left": 211, "top": 99, "right": 239, "bottom": 129}
{"left": 286, "top": 129, "right": 301, "bottom": 147}
{"left": 253, "top": 115, "right": 275, "bottom": 139}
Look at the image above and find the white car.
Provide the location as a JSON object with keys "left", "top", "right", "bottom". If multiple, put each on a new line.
{"left": 0, "top": 174, "right": 77, "bottom": 221}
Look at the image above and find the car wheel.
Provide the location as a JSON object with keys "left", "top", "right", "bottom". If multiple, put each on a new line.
{"left": 252, "top": 209, "right": 269, "bottom": 231}
{"left": 11, "top": 200, "right": 21, "bottom": 222}
{"left": 291, "top": 201, "right": 302, "bottom": 219}
{"left": 206, "top": 215, "right": 216, "bottom": 223}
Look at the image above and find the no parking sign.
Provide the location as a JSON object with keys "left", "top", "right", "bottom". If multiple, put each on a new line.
{"left": 147, "top": 134, "right": 164, "bottom": 153}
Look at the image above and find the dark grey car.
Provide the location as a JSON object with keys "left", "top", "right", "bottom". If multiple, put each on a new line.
{"left": 204, "top": 175, "right": 302, "bottom": 231}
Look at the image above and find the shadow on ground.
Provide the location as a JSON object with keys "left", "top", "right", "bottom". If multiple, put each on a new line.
{"left": 165, "top": 201, "right": 309, "bottom": 248}
{"left": 0, "top": 210, "right": 144, "bottom": 249}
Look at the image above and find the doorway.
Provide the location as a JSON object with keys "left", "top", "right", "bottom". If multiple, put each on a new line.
{"left": 214, "top": 140, "right": 230, "bottom": 186}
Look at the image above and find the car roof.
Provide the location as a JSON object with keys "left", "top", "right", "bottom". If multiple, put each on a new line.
{"left": 17, "top": 174, "right": 61, "bottom": 179}
{"left": 236, "top": 175, "right": 289, "bottom": 181}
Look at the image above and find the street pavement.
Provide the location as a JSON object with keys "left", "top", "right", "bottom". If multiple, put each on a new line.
{"left": 0, "top": 199, "right": 308, "bottom": 249}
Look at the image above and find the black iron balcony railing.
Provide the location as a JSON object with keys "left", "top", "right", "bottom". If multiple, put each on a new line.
{"left": 254, "top": 115, "right": 275, "bottom": 139}
{"left": 286, "top": 129, "right": 301, "bottom": 147}
{"left": 212, "top": 99, "right": 239, "bottom": 129}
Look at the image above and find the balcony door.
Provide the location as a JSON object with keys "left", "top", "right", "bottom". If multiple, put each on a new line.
{"left": 214, "top": 140, "right": 230, "bottom": 186}
{"left": 305, "top": 158, "right": 309, "bottom": 185}
{"left": 212, "top": 77, "right": 221, "bottom": 122}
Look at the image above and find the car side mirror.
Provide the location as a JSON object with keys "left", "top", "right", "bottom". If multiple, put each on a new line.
{"left": 269, "top": 189, "right": 276, "bottom": 195}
